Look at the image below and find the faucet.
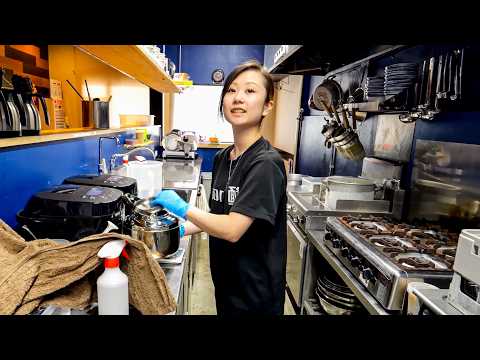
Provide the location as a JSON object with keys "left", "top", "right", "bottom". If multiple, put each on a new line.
{"left": 110, "top": 146, "right": 157, "bottom": 170}
{"left": 98, "top": 136, "right": 120, "bottom": 174}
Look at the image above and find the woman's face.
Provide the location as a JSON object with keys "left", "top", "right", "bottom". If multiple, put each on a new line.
{"left": 223, "top": 70, "right": 273, "bottom": 128}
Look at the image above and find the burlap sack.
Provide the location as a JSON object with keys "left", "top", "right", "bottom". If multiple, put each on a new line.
{"left": 0, "top": 219, "right": 176, "bottom": 315}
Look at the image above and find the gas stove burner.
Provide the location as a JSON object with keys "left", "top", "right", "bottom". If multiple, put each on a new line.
{"left": 391, "top": 224, "right": 412, "bottom": 236}
{"left": 414, "top": 244, "right": 437, "bottom": 255}
{"left": 341, "top": 216, "right": 387, "bottom": 224}
{"left": 348, "top": 221, "right": 389, "bottom": 233}
{"left": 368, "top": 235, "right": 417, "bottom": 253}
{"left": 435, "top": 246, "right": 456, "bottom": 257}
{"left": 435, "top": 246, "right": 457, "bottom": 264}
{"left": 394, "top": 253, "right": 450, "bottom": 270}
{"left": 407, "top": 229, "right": 437, "bottom": 239}
{"left": 408, "top": 228, "right": 458, "bottom": 245}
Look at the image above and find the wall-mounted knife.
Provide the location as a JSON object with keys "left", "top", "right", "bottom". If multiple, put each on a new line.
{"left": 458, "top": 48, "right": 464, "bottom": 101}
{"left": 451, "top": 49, "right": 460, "bottom": 101}
{"left": 418, "top": 59, "right": 427, "bottom": 107}
{"left": 440, "top": 53, "right": 448, "bottom": 99}
{"left": 425, "top": 57, "right": 435, "bottom": 109}
{"left": 446, "top": 52, "right": 453, "bottom": 98}
{"left": 434, "top": 54, "right": 443, "bottom": 111}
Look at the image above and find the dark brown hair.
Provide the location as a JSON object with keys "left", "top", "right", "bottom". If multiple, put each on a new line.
{"left": 218, "top": 59, "right": 274, "bottom": 121}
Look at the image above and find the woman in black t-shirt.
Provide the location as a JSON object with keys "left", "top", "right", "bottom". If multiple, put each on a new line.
{"left": 152, "top": 60, "right": 287, "bottom": 315}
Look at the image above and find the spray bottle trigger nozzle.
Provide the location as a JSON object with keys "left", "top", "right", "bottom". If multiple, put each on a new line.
{"left": 98, "top": 240, "right": 127, "bottom": 259}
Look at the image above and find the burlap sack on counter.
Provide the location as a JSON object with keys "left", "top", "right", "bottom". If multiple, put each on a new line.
{"left": 0, "top": 219, "right": 176, "bottom": 315}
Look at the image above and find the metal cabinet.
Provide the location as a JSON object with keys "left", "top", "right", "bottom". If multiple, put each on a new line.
{"left": 175, "top": 184, "right": 209, "bottom": 315}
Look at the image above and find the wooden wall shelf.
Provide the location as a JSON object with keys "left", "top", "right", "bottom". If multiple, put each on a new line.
{"left": 0, "top": 126, "right": 160, "bottom": 149}
{"left": 76, "top": 45, "right": 180, "bottom": 94}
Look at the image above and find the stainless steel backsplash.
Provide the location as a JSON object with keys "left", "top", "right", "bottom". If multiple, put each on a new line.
{"left": 408, "top": 139, "right": 480, "bottom": 227}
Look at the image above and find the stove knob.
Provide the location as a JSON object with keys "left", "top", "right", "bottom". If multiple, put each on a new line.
{"left": 362, "top": 268, "right": 374, "bottom": 281}
{"left": 357, "top": 264, "right": 365, "bottom": 272}
{"left": 324, "top": 232, "right": 333, "bottom": 242}
{"left": 332, "top": 239, "right": 341, "bottom": 248}
{"left": 340, "top": 247, "right": 350, "bottom": 257}
{"left": 350, "top": 256, "right": 361, "bottom": 267}
{"left": 299, "top": 217, "right": 305, "bottom": 225}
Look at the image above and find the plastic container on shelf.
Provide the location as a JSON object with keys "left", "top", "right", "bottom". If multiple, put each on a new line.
{"left": 119, "top": 115, "right": 155, "bottom": 128}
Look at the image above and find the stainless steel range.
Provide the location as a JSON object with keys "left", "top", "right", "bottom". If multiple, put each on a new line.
{"left": 324, "top": 215, "right": 459, "bottom": 311}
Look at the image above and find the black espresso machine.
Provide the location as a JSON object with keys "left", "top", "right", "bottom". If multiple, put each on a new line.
{"left": 16, "top": 184, "right": 125, "bottom": 241}
{"left": 63, "top": 174, "right": 138, "bottom": 196}
{"left": 0, "top": 68, "right": 21, "bottom": 138}
{"left": 17, "top": 174, "right": 138, "bottom": 241}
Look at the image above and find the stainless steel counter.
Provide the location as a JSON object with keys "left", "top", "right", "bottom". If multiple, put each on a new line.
{"left": 159, "top": 158, "right": 202, "bottom": 314}
{"left": 162, "top": 235, "right": 192, "bottom": 314}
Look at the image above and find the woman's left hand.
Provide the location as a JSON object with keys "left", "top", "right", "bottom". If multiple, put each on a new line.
{"left": 151, "top": 190, "right": 189, "bottom": 219}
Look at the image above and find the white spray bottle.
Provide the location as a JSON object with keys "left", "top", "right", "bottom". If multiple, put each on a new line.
{"left": 97, "top": 239, "right": 129, "bottom": 315}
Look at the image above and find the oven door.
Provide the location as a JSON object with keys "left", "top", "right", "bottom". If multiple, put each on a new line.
{"left": 286, "top": 216, "right": 308, "bottom": 314}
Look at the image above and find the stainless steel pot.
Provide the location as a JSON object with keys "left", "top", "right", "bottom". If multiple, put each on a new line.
{"left": 329, "top": 130, "right": 365, "bottom": 161}
{"left": 130, "top": 197, "right": 180, "bottom": 259}
{"left": 287, "top": 173, "right": 306, "bottom": 187}
{"left": 325, "top": 176, "right": 375, "bottom": 193}
{"left": 322, "top": 176, "right": 375, "bottom": 209}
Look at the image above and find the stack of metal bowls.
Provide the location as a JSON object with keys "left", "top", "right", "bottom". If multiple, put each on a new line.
{"left": 315, "top": 272, "right": 365, "bottom": 315}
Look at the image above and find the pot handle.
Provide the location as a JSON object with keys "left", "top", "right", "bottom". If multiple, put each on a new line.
{"left": 122, "top": 193, "right": 137, "bottom": 207}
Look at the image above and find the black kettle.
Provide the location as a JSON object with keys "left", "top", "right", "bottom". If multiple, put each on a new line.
{"left": 0, "top": 68, "right": 21, "bottom": 138}
{"left": 12, "top": 75, "right": 50, "bottom": 136}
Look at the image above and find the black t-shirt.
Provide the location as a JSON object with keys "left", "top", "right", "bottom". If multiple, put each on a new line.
{"left": 208, "top": 137, "right": 287, "bottom": 315}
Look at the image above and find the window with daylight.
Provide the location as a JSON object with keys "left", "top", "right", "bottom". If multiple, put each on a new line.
{"left": 172, "top": 85, "right": 233, "bottom": 143}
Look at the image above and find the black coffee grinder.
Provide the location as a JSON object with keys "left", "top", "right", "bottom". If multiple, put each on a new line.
{"left": 12, "top": 74, "right": 50, "bottom": 136}
{"left": 0, "top": 68, "right": 21, "bottom": 138}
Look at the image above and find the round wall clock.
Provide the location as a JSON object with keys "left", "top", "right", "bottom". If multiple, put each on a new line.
{"left": 211, "top": 68, "right": 224, "bottom": 84}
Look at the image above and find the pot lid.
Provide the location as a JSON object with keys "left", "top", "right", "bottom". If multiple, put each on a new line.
{"left": 313, "top": 85, "right": 334, "bottom": 111}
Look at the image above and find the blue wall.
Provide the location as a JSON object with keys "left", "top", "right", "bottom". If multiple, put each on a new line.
{"left": 197, "top": 148, "right": 222, "bottom": 172}
{"left": 166, "top": 45, "right": 265, "bottom": 85}
{"left": 0, "top": 133, "right": 136, "bottom": 228}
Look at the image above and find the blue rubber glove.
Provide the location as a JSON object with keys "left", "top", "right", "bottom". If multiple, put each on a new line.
{"left": 179, "top": 224, "right": 185, "bottom": 238}
{"left": 151, "top": 190, "right": 189, "bottom": 219}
